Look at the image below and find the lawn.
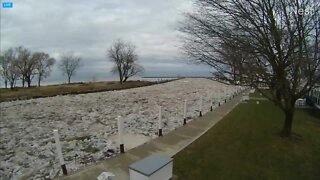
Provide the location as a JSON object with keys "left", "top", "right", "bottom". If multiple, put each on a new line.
{"left": 174, "top": 100, "right": 320, "bottom": 180}
{"left": 249, "top": 89, "right": 272, "bottom": 98}
{"left": 0, "top": 81, "right": 157, "bottom": 102}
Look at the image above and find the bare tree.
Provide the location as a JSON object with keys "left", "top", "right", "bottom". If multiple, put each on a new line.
{"left": 108, "top": 39, "right": 144, "bottom": 83}
{"left": 14, "top": 46, "right": 37, "bottom": 87}
{"left": 58, "top": 54, "right": 81, "bottom": 84}
{"left": 0, "top": 48, "right": 21, "bottom": 89}
{"left": 32, "top": 52, "right": 56, "bottom": 87}
{"left": 0, "top": 55, "right": 8, "bottom": 88}
{"left": 181, "top": 0, "right": 320, "bottom": 137}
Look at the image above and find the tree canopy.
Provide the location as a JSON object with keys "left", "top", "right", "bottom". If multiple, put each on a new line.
{"left": 181, "top": 0, "right": 320, "bottom": 137}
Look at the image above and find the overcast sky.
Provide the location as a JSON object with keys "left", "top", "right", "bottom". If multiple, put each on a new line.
{"left": 1, "top": 0, "right": 212, "bottom": 84}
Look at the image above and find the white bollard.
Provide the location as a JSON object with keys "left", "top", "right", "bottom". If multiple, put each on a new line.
{"left": 225, "top": 87, "right": 230, "bottom": 101}
{"left": 183, "top": 100, "right": 187, "bottom": 125}
{"left": 53, "top": 129, "right": 68, "bottom": 175}
{"left": 117, "top": 116, "right": 125, "bottom": 153}
{"left": 217, "top": 91, "right": 221, "bottom": 106}
{"left": 199, "top": 96, "right": 203, "bottom": 117}
{"left": 158, "top": 106, "right": 163, "bottom": 136}
{"left": 210, "top": 95, "right": 213, "bottom": 111}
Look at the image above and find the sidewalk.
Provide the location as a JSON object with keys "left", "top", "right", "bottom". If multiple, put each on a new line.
{"left": 59, "top": 93, "right": 244, "bottom": 180}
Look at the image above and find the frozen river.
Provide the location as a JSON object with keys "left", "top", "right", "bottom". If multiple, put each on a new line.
{"left": 0, "top": 78, "right": 242, "bottom": 179}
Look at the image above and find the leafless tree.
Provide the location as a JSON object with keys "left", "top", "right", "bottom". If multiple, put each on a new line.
{"left": 108, "top": 39, "right": 144, "bottom": 83}
{"left": 14, "top": 46, "right": 37, "bottom": 87}
{"left": 181, "top": 0, "right": 320, "bottom": 137}
{"left": 58, "top": 54, "right": 81, "bottom": 84}
{"left": 32, "top": 52, "right": 56, "bottom": 87}
{"left": 0, "top": 55, "right": 8, "bottom": 88}
{"left": 0, "top": 48, "right": 21, "bottom": 89}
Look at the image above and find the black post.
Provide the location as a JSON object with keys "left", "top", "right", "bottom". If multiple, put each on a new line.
{"left": 120, "top": 144, "right": 125, "bottom": 153}
{"left": 61, "top": 164, "right": 68, "bottom": 175}
{"left": 159, "top": 129, "right": 163, "bottom": 136}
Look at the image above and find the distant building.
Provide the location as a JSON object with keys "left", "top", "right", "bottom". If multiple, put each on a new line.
{"left": 308, "top": 86, "right": 320, "bottom": 107}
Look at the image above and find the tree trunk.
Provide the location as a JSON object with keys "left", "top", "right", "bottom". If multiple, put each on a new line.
{"left": 25, "top": 76, "right": 31, "bottom": 87}
{"left": 22, "top": 78, "right": 25, "bottom": 87}
{"left": 10, "top": 81, "right": 14, "bottom": 89}
{"left": 123, "top": 76, "right": 128, "bottom": 82}
{"left": 118, "top": 71, "right": 123, "bottom": 84}
{"left": 38, "top": 76, "right": 41, "bottom": 87}
{"left": 5, "top": 80, "right": 8, "bottom": 89}
{"left": 68, "top": 76, "right": 71, "bottom": 84}
{"left": 281, "top": 109, "right": 294, "bottom": 137}
{"left": 27, "top": 79, "right": 31, "bottom": 87}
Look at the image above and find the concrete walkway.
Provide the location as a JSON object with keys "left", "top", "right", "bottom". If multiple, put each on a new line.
{"left": 59, "top": 92, "right": 245, "bottom": 180}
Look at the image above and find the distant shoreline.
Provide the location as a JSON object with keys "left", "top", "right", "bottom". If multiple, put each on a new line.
{"left": 143, "top": 76, "right": 212, "bottom": 78}
{"left": 0, "top": 77, "right": 180, "bottom": 89}
{"left": 0, "top": 79, "right": 179, "bottom": 102}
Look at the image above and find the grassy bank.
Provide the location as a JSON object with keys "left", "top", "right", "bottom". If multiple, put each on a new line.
{"left": 174, "top": 101, "right": 320, "bottom": 179}
{"left": 0, "top": 81, "right": 157, "bottom": 102}
{"left": 249, "top": 89, "right": 272, "bottom": 98}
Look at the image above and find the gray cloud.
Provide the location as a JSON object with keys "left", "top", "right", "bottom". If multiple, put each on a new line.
{"left": 1, "top": 0, "right": 210, "bottom": 85}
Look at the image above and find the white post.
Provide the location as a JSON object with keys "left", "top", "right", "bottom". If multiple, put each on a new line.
{"left": 217, "top": 91, "right": 221, "bottom": 106}
{"left": 183, "top": 100, "right": 187, "bottom": 125}
{"left": 199, "top": 96, "right": 203, "bottom": 117}
{"left": 117, "top": 116, "right": 124, "bottom": 153}
{"left": 53, "top": 129, "right": 67, "bottom": 175}
{"left": 210, "top": 94, "right": 213, "bottom": 111}
{"left": 224, "top": 88, "right": 227, "bottom": 103}
{"left": 158, "top": 106, "right": 163, "bottom": 136}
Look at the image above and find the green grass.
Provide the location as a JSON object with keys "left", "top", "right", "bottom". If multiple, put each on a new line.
{"left": 249, "top": 89, "right": 272, "bottom": 98}
{"left": 174, "top": 101, "right": 320, "bottom": 180}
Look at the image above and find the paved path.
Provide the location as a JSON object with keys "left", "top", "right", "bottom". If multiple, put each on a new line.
{"left": 59, "top": 92, "right": 245, "bottom": 180}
